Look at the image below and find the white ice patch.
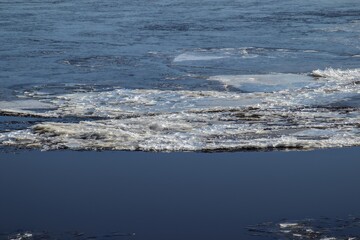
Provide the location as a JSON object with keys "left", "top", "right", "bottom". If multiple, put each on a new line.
{"left": 312, "top": 68, "right": 360, "bottom": 82}
{"left": 252, "top": 217, "right": 360, "bottom": 240}
{"left": 280, "top": 223, "right": 299, "bottom": 228}
{"left": 9, "top": 232, "right": 33, "bottom": 240}
{"left": 208, "top": 73, "right": 315, "bottom": 92}
{"left": 173, "top": 47, "right": 332, "bottom": 65}
{"left": 47, "top": 89, "right": 265, "bottom": 118}
{"left": 1, "top": 107, "right": 358, "bottom": 151}
{"left": 0, "top": 68, "right": 359, "bottom": 151}
{"left": 210, "top": 68, "right": 360, "bottom": 107}
{"left": 173, "top": 53, "right": 226, "bottom": 62}
{"left": 173, "top": 47, "right": 261, "bottom": 63}
{"left": 0, "top": 100, "right": 55, "bottom": 115}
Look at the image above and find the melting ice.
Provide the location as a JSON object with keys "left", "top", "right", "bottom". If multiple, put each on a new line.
{"left": 0, "top": 68, "right": 359, "bottom": 151}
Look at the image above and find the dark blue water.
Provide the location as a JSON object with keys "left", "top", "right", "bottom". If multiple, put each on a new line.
{"left": 1, "top": 148, "right": 360, "bottom": 240}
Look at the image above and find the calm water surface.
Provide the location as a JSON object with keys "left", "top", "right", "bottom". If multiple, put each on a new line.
{"left": 1, "top": 148, "right": 360, "bottom": 240}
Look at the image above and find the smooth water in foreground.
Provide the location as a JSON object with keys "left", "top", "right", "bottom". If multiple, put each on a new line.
{"left": 1, "top": 148, "right": 360, "bottom": 240}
